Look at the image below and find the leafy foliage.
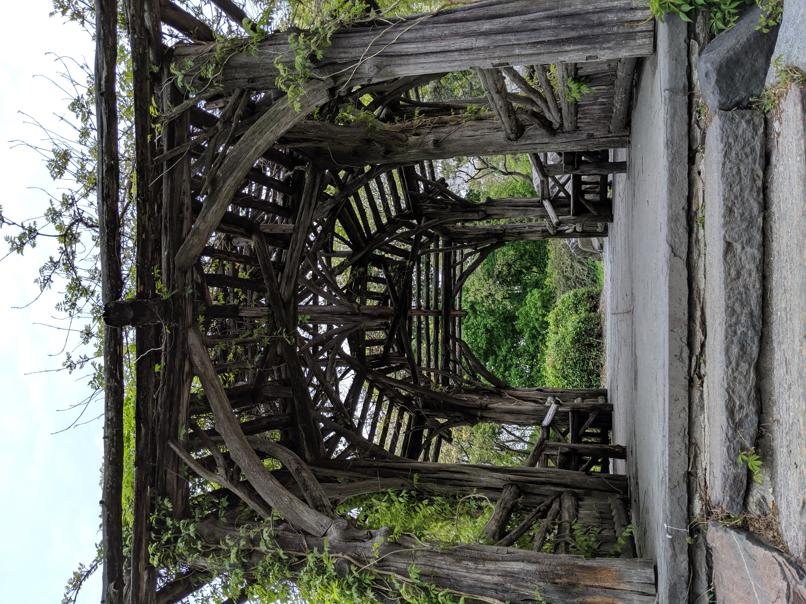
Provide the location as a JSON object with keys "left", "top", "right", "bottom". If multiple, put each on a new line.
{"left": 343, "top": 490, "right": 493, "bottom": 544}
{"left": 542, "top": 288, "right": 603, "bottom": 389}
{"left": 565, "top": 78, "right": 592, "bottom": 104}
{"left": 753, "top": 57, "right": 806, "bottom": 112}
{"left": 463, "top": 240, "right": 554, "bottom": 387}
{"left": 649, "top": 0, "right": 783, "bottom": 33}
{"left": 738, "top": 448, "right": 763, "bottom": 484}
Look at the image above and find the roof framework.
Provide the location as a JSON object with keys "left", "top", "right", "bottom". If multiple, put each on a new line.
{"left": 95, "top": 1, "right": 658, "bottom": 602}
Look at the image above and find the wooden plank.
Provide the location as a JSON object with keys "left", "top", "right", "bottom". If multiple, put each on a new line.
{"left": 175, "top": 0, "right": 655, "bottom": 93}
{"left": 610, "top": 57, "right": 637, "bottom": 133}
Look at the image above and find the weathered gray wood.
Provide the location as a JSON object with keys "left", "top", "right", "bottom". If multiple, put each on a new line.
{"left": 610, "top": 58, "right": 637, "bottom": 133}
{"left": 252, "top": 232, "right": 324, "bottom": 461}
{"left": 535, "top": 64, "right": 562, "bottom": 125}
{"left": 128, "top": 0, "right": 162, "bottom": 601}
{"left": 611, "top": 496, "right": 637, "bottom": 558}
{"left": 497, "top": 495, "right": 559, "bottom": 547}
{"left": 160, "top": 0, "right": 215, "bottom": 41}
{"left": 318, "top": 459, "right": 628, "bottom": 499}
{"left": 477, "top": 68, "right": 524, "bottom": 140}
{"left": 502, "top": 65, "right": 559, "bottom": 129}
{"left": 200, "top": 519, "right": 657, "bottom": 603}
{"left": 483, "top": 483, "right": 521, "bottom": 541}
{"left": 187, "top": 327, "right": 334, "bottom": 536}
{"left": 174, "top": 79, "right": 332, "bottom": 271}
{"left": 533, "top": 495, "right": 562, "bottom": 552}
{"left": 557, "top": 491, "right": 579, "bottom": 554}
{"left": 249, "top": 436, "right": 332, "bottom": 514}
{"left": 281, "top": 115, "right": 630, "bottom": 166}
{"left": 174, "top": 0, "right": 654, "bottom": 93}
{"left": 96, "top": 0, "right": 124, "bottom": 600}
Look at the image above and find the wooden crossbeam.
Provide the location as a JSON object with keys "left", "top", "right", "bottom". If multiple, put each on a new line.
{"left": 173, "top": 0, "right": 654, "bottom": 93}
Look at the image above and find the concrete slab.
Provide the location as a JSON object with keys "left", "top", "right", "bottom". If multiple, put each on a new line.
{"left": 605, "top": 17, "right": 690, "bottom": 604}
{"left": 759, "top": 84, "right": 806, "bottom": 559}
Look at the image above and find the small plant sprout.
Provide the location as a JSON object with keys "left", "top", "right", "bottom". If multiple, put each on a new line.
{"left": 738, "top": 448, "right": 763, "bottom": 484}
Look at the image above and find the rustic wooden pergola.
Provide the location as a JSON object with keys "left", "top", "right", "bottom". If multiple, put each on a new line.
{"left": 95, "top": 1, "right": 657, "bottom": 602}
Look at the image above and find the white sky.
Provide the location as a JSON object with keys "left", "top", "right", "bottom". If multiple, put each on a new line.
{"left": 0, "top": 2, "right": 101, "bottom": 602}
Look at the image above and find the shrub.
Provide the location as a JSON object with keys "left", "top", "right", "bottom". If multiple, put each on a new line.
{"left": 542, "top": 288, "right": 603, "bottom": 388}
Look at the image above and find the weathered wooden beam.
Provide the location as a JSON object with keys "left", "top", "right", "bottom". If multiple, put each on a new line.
{"left": 210, "top": 0, "right": 252, "bottom": 31}
{"left": 95, "top": 0, "right": 124, "bottom": 599}
{"left": 173, "top": 0, "right": 654, "bottom": 93}
{"left": 556, "top": 63, "right": 574, "bottom": 133}
{"left": 476, "top": 68, "right": 524, "bottom": 140}
{"left": 610, "top": 57, "right": 638, "bottom": 133}
{"left": 127, "top": 0, "right": 162, "bottom": 601}
{"left": 438, "top": 219, "right": 609, "bottom": 244}
{"left": 534, "top": 64, "right": 562, "bottom": 126}
{"left": 252, "top": 232, "right": 324, "bottom": 462}
{"left": 281, "top": 115, "right": 629, "bottom": 166}
{"left": 501, "top": 66, "right": 559, "bottom": 129}
{"left": 155, "top": 77, "right": 194, "bottom": 521}
{"left": 483, "top": 484, "right": 521, "bottom": 542}
{"left": 202, "top": 518, "right": 656, "bottom": 603}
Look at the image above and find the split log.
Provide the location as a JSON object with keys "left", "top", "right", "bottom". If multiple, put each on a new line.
{"left": 281, "top": 115, "right": 630, "bottom": 166}
{"left": 476, "top": 68, "right": 524, "bottom": 140}
{"left": 533, "top": 495, "right": 563, "bottom": 552}
{"left": 483, "top": 483, "right": 521, "bottom": 542}
{"left": 173, "top": 0, "right": 654, "bottom": 93}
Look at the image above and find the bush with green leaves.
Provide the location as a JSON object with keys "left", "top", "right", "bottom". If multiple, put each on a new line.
{"left": 650, "top": 0, "right": 783, "bottom": 33}
{"left": 342, "top": 490, "right": 493, "bottom": 544}
{"left": 542, "top": 287, "right": 603, "bottom": 389}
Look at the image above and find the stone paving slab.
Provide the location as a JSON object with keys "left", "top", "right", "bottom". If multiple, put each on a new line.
{"left": 759, "top": 84, "right": 806, "bottom": 560}
{"left": 707, "top": 522, "right": 806, "bottom": 603}
{"left": 704, "top": 109, "right": 765, "bottom": 514}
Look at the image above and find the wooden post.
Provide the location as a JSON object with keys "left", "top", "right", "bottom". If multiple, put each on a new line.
{"left": 95, "top": 0, "right": 124, "bottom": 601}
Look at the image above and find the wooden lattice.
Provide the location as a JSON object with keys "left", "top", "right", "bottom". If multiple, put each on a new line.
{"left": 95, "top": 1, "right": 656, "bottom": 602}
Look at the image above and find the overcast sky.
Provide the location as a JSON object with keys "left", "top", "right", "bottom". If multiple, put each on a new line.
{"left": 0, "top": 2, "right": 102, "bottom": 601}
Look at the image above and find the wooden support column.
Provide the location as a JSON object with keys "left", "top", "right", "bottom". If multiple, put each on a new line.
{"left": 95, "top": 0, "right": 124, "bottom": 600}
{"left": 127, "top": 0, "right": 161, "bottom": 601}
{"left": 155, "top": 78, "right": 193, "bottom": 518}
